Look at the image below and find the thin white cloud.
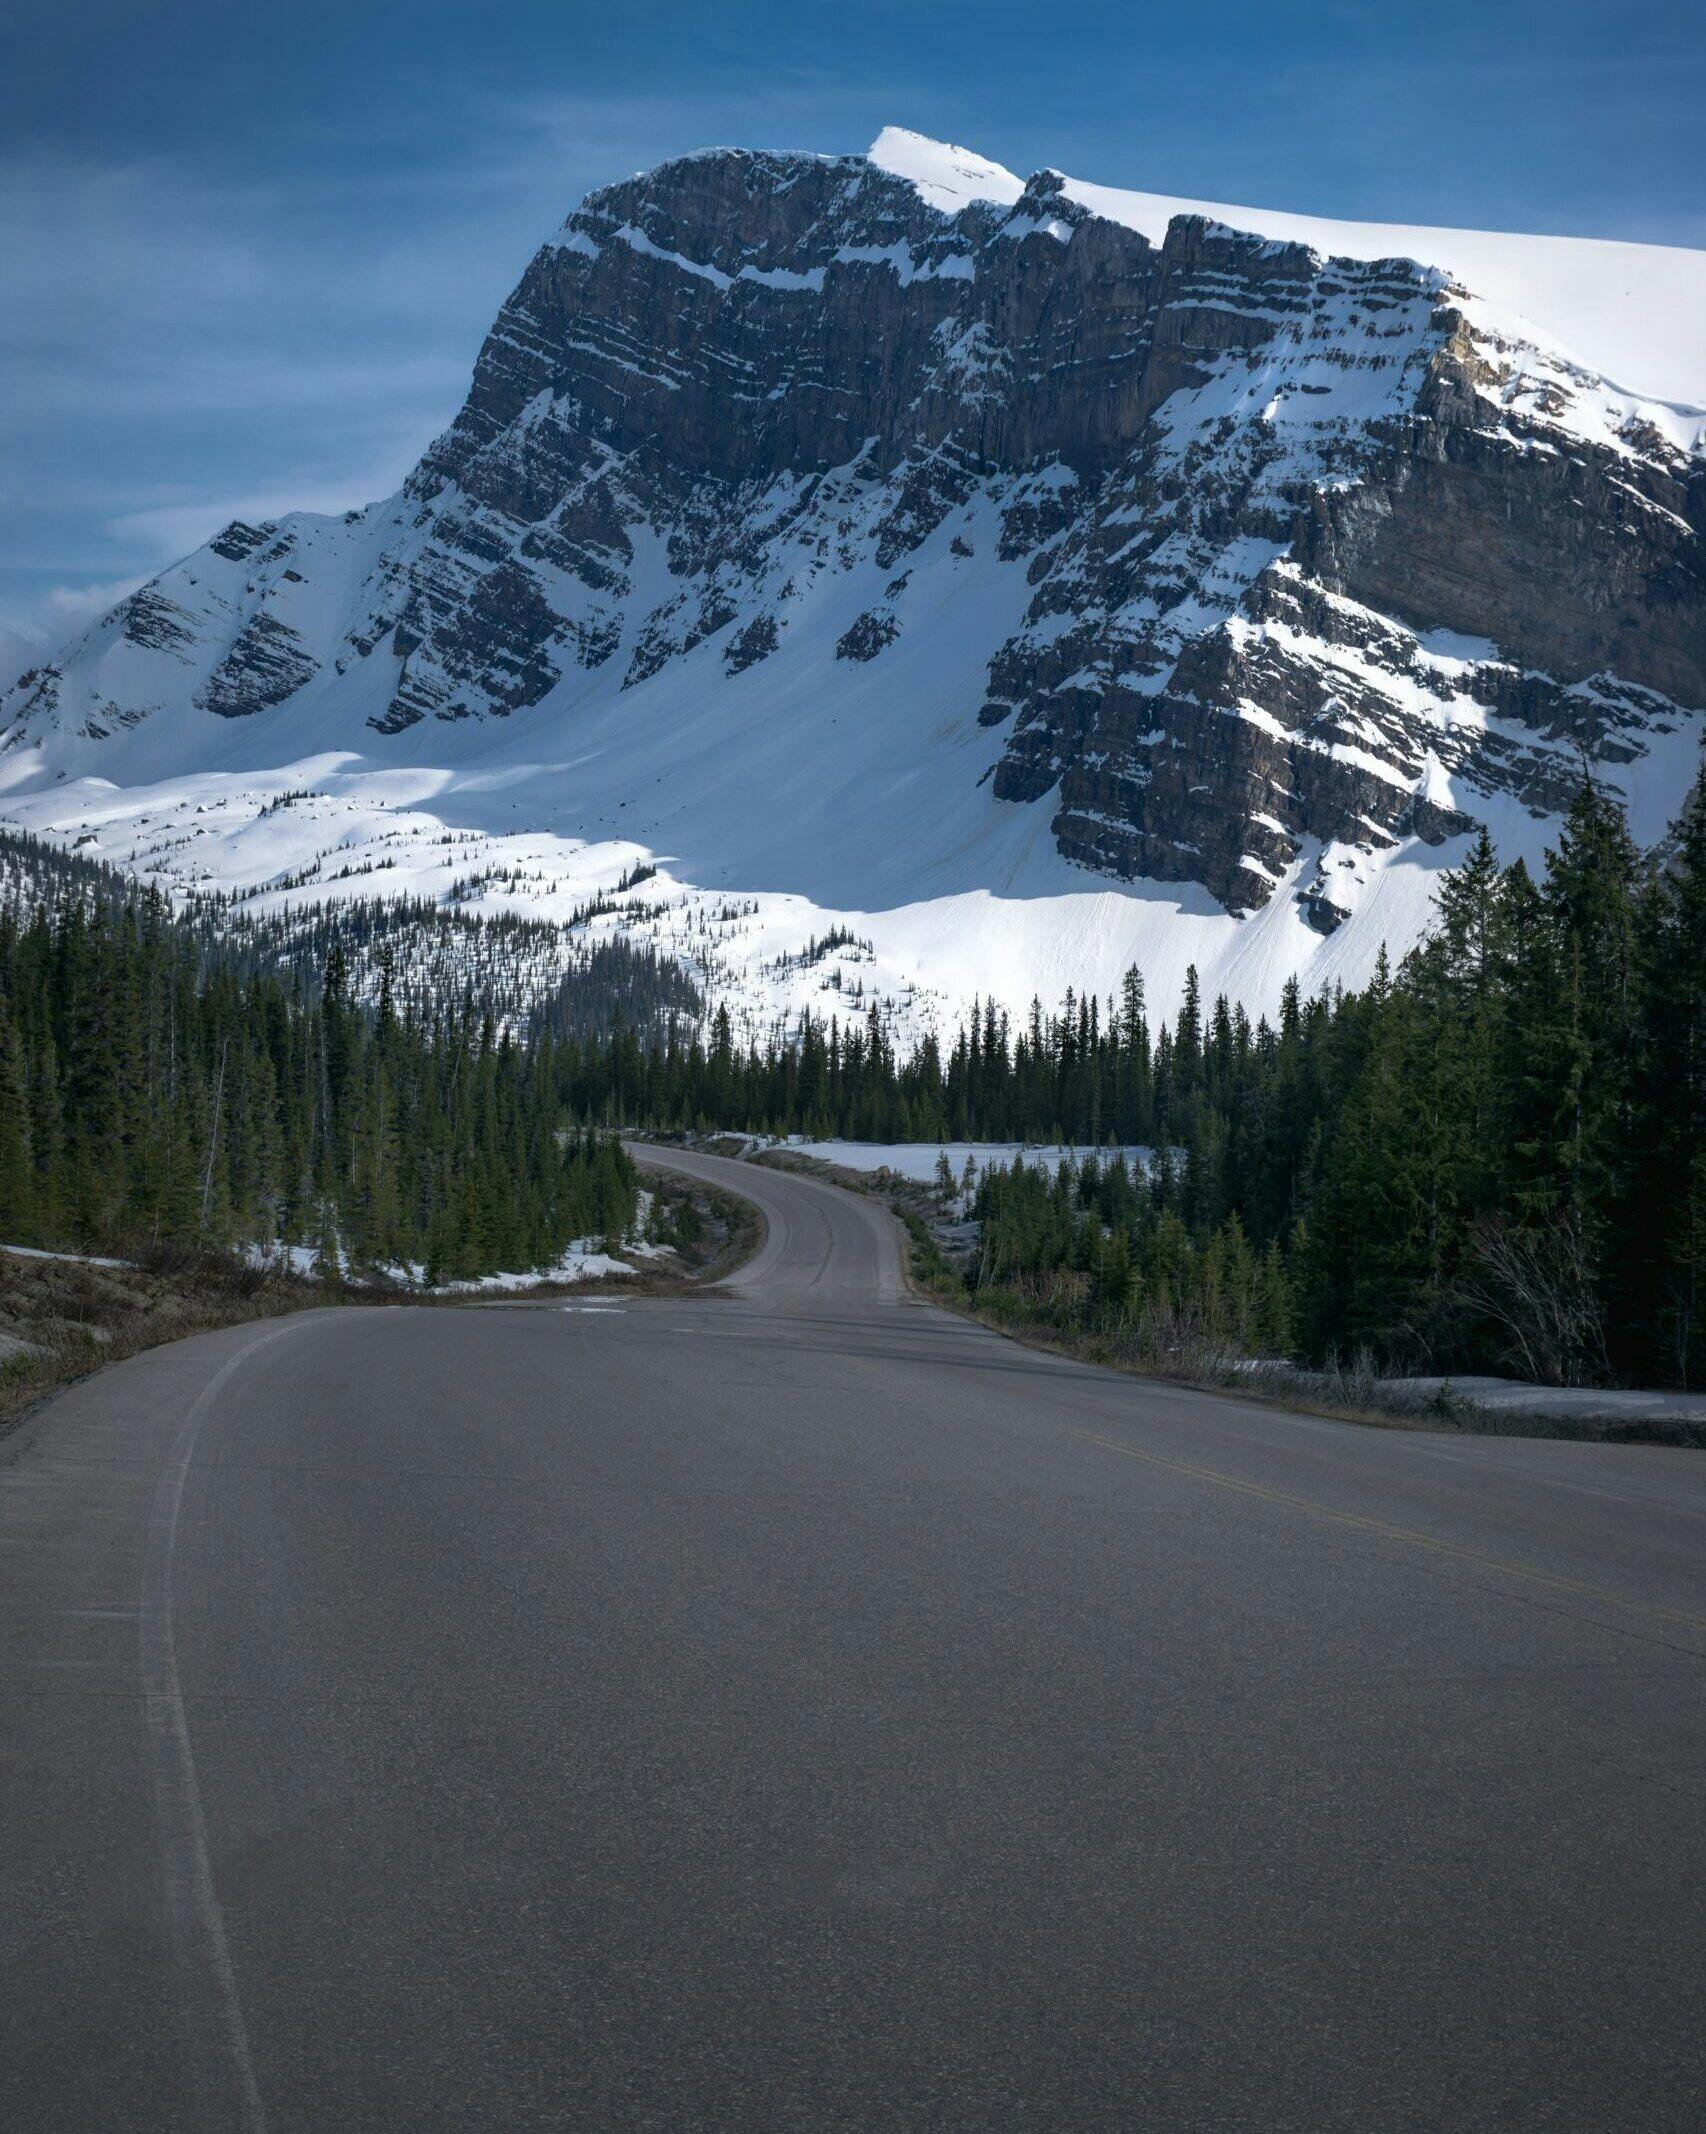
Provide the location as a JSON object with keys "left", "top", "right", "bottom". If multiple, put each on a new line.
{"left": 0, "top": 576, "right": 142, "bottom": 663}
{"left": 0, "top": 621, "right": 46, "bottom": 687}
{"left": 109, "top": 477, "right": 401, "bottom": 563}
{"left": 44, "top": 575, "right": 145, "bottom": 626}
{"left": 13, "top": 349, "right": 471, "bottom": 422}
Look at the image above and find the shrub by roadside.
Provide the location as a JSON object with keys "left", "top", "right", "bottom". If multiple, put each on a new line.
{"left": 757, "top": 1150, "right": 1706, "bottom": 1448}
{"left": 1, "top": 1173, "right": 759, "bottom": 1432}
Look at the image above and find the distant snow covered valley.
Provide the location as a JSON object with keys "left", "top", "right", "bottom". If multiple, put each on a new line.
{"left": 3, "top": 126, "right": 1703, "bottom": 1037}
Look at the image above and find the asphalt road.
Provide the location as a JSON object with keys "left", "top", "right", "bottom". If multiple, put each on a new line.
{"left": 3, "top": 1146, "right": 1703, "bottom": 2131}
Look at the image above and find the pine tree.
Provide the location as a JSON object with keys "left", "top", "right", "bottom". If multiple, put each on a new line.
{"left": 0, "top": 1010, "right": 33, "bottom": 1239}
{"left": 1630, "top": 762, "right": 1706, "bottom": 1382}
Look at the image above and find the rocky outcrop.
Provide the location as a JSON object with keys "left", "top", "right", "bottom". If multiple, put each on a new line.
{"left": 198, "top": 611, "right": 318, "bottom": 718}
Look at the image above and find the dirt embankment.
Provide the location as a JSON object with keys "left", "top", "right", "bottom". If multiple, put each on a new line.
{"left": 1, "top": 1174, "right": 759, "bottom": 1430}
{"left": 0, "top": 1244, "right": 321, "bottom": 1436}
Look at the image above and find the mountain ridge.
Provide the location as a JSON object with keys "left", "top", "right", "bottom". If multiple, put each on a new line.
{"left": 866, "top": 128, "right": 1706, "bottom": 408}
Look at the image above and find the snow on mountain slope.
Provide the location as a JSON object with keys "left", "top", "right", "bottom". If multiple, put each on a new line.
{"left": 2, "top": 130, "right": 1702, "bottom": 1041}
{"left": 866, "top": 128, "right": 1026, "bottom": 214}
{"left": 871, "top": 126, "right": 1706, "bottom": 408}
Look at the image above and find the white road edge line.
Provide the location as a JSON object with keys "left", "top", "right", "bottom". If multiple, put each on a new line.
{"left": 140, "top": 1314, "right": 318, "bottom": 2134}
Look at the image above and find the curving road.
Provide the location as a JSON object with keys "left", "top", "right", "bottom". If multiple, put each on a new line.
{"left": 639, "top": 1142, "right": 906, "bottom": 1309}
{"left": 2, "top": 1145, "right": 1704, "bottom": 2131}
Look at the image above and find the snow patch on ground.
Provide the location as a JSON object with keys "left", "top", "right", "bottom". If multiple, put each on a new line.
{"left": 243, "top": 1235, "right": 643, "bottom": 1290}
{"left": 1384, "top": 1375, "right": 1706, "bottom": 1421}
{"left": 1247, "top": 1362, "right": 1706, "bottom": 1422}
{"left": 0, "top": 1243, "right": 135, "bottom": 1270}
{"left": 428, "top": 1243, "right": 635, "bottom": 1294}
{"left": 244, "top": 1241, "right": 326, "bottom": 1279}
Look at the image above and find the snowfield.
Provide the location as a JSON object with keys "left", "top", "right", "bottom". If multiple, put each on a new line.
{"left": 769, "top": 1139, "right": 1153, "bottom": 1183}
{"left": 4, "top": 620, "right": 1688, "bottom": 1044}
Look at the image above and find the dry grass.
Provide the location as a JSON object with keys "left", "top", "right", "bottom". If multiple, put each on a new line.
{"left": 1, "top": 1177, "right": 762, "bottom": 1430}
{"left": 0, "top": 1243, "right": 322, "bottom": 1436}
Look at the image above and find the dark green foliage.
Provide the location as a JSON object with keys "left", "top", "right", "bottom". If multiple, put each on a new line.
{"left": 963, "top": 1153, "right": 1287, "bottom": 1365}
{"left": 0, "top": 855, "right": 636, "bottom": 1279}
{"left": 549, "top": 770, "right": 1706, "bottom": 1388}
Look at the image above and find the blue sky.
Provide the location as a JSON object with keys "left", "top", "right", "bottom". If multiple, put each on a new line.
{"left": 3, "top": 0, "right": 1701, "bottom": 649}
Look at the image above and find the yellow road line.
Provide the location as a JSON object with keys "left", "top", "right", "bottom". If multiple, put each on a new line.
{"left": 1063, "top": 1426, "right": 1706, "bottom": 1639}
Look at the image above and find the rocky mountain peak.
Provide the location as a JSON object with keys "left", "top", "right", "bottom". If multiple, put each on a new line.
{"left": 2, "top": 130, "right": 1701, "bottom": 1031}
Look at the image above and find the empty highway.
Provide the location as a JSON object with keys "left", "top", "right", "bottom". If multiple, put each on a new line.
{"left": 3, "top": 1145, "right": 1703, "bottom": 2130}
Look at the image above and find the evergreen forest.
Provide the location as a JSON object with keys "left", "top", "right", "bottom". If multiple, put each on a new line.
{"left": 0, "top": 862, "right": 637, "bottom": 1283}
{"left": 5, "top": 766, "right": 1703, "bottom": 1384}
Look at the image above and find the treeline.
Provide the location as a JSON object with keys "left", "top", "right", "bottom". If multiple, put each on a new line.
{"left": 1, "top": 828, "right": 703, "bottom": 1047}
{"left": 563, "top": 771, "right": 1706, "bottom": 1388}
{"left": 1, "top": 823, "right": 161, "bottom": 922}
{"left": 962, "top": 1151, "right": 1299, "bottom": 1370}
{"left": 7, "top": 765, "right": 1701, "bottom": 1380}
{"left": 219, "top": 893, "right": 702, "bottom": 1040}
{"left": 0, "top": 884, "right": 636, "bottom": 1282}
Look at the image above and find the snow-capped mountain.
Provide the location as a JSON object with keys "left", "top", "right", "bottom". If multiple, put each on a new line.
{"left": 3, "top": 128, "right": 1702, "bottom": 1035}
